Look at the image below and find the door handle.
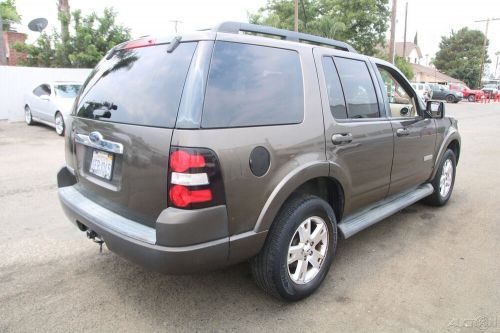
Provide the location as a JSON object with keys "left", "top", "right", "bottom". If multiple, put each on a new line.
{"left": 332, "top": 133, "right": 353, "bottom": 145}
{"left": 396, "top": 128, "right": 410, "bottom": 137}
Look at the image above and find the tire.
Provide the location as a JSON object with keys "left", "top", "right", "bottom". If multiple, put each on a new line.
{"left": 468, "top": 95, "right": 475, "bottom": 102}
{"left": 251, "top": 194, "right": 337, "bottom": 301}
{"left": 445, "top": 95, "right": 455, "bottom": 103}
{"left": 55, "top": 112, "right": 65, "bottom": 136}
{"left": 25, "top": 105, "right": 33, "bottom": 125}
{"left": 423, "top": 149, "right": 456, "bottom": 206}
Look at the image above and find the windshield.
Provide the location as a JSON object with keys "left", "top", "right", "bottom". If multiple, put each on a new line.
{"left": 54, "top": 84, "right": 81, "bottom": 98}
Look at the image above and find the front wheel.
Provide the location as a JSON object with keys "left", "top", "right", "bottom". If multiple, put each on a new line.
{"left": 446, "top": 95, "right": 455, "bottom": 103}
{"left": 251, "top": 194, "right": 337, "bottom": 301}
{"left": 25, "top": 106, "right": 33, "bottom": 125}
{"left": 423, "top": 149, "right": 456, "bottom": 206}
{"left": 468, "top": 95, "right": 475, "bottom": 102}
{"left": 55, "top": 112, "right": 65, "bottom": 136}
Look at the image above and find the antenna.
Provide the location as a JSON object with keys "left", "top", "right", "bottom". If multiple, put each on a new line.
{"left": 28, "top": 18, "right": 48, "bottom": 32}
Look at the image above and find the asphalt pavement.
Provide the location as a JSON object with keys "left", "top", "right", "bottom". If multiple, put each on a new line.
{"left": 1, "top": 102, "right": 499, "bottom": 332}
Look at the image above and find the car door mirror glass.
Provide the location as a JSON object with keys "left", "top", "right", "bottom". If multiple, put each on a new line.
{"left": 426, "top": 100, "right": 444, "bottom": 118}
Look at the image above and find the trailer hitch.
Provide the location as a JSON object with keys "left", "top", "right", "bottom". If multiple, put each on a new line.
{"left": 86, "top": 230, "right": 105, "bottom": 253}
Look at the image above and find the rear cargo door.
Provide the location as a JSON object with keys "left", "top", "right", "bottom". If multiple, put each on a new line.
{"left": 70, "top": 41, "right": 198, "bottom": 227}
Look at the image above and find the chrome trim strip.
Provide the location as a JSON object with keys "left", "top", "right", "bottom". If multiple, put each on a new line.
{"left": 75, "top": 133, "right": 124, "bottom": 154}
{"left": 59, "top": 186, "right": 156, "bottom": 244}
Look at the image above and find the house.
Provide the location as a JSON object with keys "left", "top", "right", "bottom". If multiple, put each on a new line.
{"left": 411, "top": 63, "right": 466, "bottom": 85}
{"left": 395, "top": 41, "right": 423, "bottom": 64}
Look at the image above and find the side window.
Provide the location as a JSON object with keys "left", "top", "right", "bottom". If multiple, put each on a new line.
{"left": 202, "top": 41, "right": 304, "bottom": 128}
{"left": 322, "top": 57, "right": 347, "bottom": 119}
{"left": 377, "top": 66, "right": 417, "bottom": 118}
{"left": 334, "top": 57, "right": 380, "bottom": 119}
{"left": 33, "top": 85, "right": 44, "bottom": 97}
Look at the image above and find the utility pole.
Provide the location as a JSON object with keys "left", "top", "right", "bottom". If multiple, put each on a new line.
{"left": 474, "top": 17, "right": 500, "bottom": 86}
{"left": 294, "top": 0, "right": 299, "bottom": 32}
{"left": 388, "top": 0, "right": 397, "bottom": 64}
{"left": 0, "top": 18, "right": 6, "bottom": 65}
{"left": 170, "top": 20, "right": 183, "bottom": 33}
{"left": 495, "top": 51, "right": 500, "bottom": 78}
{"left": 402, "top": 2, "right": 408, "bottom": 60}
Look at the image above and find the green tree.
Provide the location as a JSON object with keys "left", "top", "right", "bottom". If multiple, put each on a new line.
{"left": 395, "top": 55, "right": 413, "bottom": 80}
{"left": 249, "top": 0, "right": 390, "bottom": 56}
{"left": 434, "top": 27, "right": 488, "bottom": 88}
{"left": 15, "top": 7, "right": 130, "bottom": 68}
{"left": 0, "top": 0, "right": 21, "bottom": 30}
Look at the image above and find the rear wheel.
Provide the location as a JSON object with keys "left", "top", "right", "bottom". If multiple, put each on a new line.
{"left": 446, "top": 95, "right": 455, "bottom": 103}
{"left": 251, "top": 194, "right": 337, "bottom": 301}
{"left": 25, "top": 106, "right": 33, "bottom": 125}
{"left": 55, "top": 112, "right": 65, "bottom": 136}
{"left": 423, "top": 149, "right": 456, "bottom": 206}
{"left": 468, "top": 95, "right": 475, "bottom": 102}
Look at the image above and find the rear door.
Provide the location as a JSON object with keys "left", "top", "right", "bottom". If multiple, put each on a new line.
{"left": 372, "top": 62, "right": 437, "bottom": 195}
{"left": 314, "top": 49, "right": 394, "bottom": 214}
{"left": 70, "top": 41, "right": 198, "bottom": 227}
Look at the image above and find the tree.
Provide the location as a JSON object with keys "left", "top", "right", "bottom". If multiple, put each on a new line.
{"left": 395, "top": 55, "right": 413, "bottom": 80}
{"left": 249, "top": 0, "right": 390, "bottom": 56}
{"left": 0, "top": 0, "right": 21, "bottom": 31}
{"left": 434, "top": 27, "right": 489, "bottom": 88}
{"left": 15, "top": 7, "right": 130, "bottom": 68}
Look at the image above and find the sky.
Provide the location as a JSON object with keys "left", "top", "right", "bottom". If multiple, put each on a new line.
{"left": 12, "top": 0, "right": 500, "bottom": 75}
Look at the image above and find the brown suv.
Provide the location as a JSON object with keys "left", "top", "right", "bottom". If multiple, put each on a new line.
{"left": 57, "top": 22, "right": 460, "bottom": 301}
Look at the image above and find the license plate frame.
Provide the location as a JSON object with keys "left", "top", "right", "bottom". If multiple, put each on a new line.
{"left": 89, "top": 149, "right": 114, "bottom": 180}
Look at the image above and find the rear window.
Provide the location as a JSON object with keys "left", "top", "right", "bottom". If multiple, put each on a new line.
{"left": 201, "top": 41, "right": 304, "bottom": 128}
{"left": 76, "top": 42, "right": 197, "bottom": 127}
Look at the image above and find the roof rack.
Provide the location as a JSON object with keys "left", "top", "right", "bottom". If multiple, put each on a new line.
{"left": 212, "top": 21, "right": 356, "bottom": 53}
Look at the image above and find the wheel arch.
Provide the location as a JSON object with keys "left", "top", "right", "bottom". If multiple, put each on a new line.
{"left": 430, "top": 129, "right": 461, "bottom": 180}
{"left": 253, "top": 162, "right": 347, "bottom": 233}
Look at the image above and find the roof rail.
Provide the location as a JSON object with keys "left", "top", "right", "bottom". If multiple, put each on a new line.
{"left": 212, "top": 21, "right": 356, "bottom": 53}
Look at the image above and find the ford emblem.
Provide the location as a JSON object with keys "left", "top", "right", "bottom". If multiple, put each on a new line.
{"left": 89, "top": 131, "right": 103, "bottom": 144}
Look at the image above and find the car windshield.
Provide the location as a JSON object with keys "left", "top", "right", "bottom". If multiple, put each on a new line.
{"left": 54, "top": 84, "right": 81, "bottom": 98}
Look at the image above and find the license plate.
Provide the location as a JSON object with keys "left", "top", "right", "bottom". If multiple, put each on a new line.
{"left": 89, "top": 150, "right": 114, "bottom": 180}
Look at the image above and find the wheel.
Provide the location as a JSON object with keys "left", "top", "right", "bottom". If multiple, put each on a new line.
{"left": 251, "top": 194, "right": 337, "bottom": 301}
{"left": 445, "top": 95, "right": 455, "bottom": 103}
{"left": 55, "top": 112, "right": 65, "bottom": 136}
{"left": 468, "top": 95, "right": 475, "bottom": 102}
{"left": 423, "top": 149, "right": 456, "bottom": 206}
{"left": 25, "top": 105, "right": 33, "bottom": 125}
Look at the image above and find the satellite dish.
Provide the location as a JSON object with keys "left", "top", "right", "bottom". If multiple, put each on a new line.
{"left": 28, "top": 18, "right": 48, "bottom": 32}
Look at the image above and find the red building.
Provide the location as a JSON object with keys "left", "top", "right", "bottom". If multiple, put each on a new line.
{"left": 2, "top": 31, "right": 27, "bottom": 66}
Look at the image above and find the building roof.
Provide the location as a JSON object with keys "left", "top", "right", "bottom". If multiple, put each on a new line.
{"left": 395, "top": 42, "right": 422, "bottom": 59}
{"left": 411, "top": 63, "right": 465, "bottom": 85}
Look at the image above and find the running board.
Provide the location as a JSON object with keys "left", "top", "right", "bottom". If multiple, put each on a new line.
{"left": 338, "top": 184, "right": 434, "bottom": 239}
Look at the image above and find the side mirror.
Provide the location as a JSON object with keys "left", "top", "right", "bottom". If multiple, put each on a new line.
{"left": 40, "top": 95, "right": 50, "bottom": 101}
{"left": 426, "top": 100, "right": 444, "bottom": 119}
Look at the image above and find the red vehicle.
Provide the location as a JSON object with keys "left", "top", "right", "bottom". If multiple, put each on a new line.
{"left": 449, "top": 83, "right": 484, "bottom": 102}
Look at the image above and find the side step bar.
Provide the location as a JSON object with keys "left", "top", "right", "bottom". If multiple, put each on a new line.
{"left": 338, "top": 184, "right": 434, "bottom": 239}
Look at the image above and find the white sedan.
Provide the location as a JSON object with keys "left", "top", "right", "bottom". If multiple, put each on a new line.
{"left": 24, "top": 81, "right": 82, "bottom": 136}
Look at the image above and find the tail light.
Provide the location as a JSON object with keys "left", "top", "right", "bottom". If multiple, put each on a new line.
{"left": 167, "top": 147, "right": 225, "bottom": 209}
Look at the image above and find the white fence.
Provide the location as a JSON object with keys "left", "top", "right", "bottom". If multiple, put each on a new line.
{"left": 0, "top": 66, "right": 91, "bottom": 121}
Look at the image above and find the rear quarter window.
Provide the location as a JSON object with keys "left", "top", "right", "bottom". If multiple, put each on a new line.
{"left": 201, "top": 41, "right": 304, "bottom": 128}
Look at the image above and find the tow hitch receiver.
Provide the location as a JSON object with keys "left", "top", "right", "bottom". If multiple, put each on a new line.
{"left": 86, "top": 230, "right": 105, "bottom": 253}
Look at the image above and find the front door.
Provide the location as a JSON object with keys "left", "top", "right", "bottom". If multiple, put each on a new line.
{"left": 314, "top": 49, "right": 394, "bottom": 215}
{"left": 372, "top": 63, "right": 437, "bottom": 195}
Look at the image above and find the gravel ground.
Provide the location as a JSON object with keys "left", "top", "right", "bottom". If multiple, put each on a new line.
{"left": 1, "top": 102, "right": 499, "bottom": 332}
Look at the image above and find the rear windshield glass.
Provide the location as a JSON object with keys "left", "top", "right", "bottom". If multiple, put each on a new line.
{"left": 76, "top": 42, "right": 197, "bottom": 128}
{"left": 201, "top": 41, "right": 304, "bottom": 128}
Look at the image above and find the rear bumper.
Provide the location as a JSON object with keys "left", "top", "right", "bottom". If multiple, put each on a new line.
{"left": 57, "top": 167, "right": 230, "bottom": 274}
